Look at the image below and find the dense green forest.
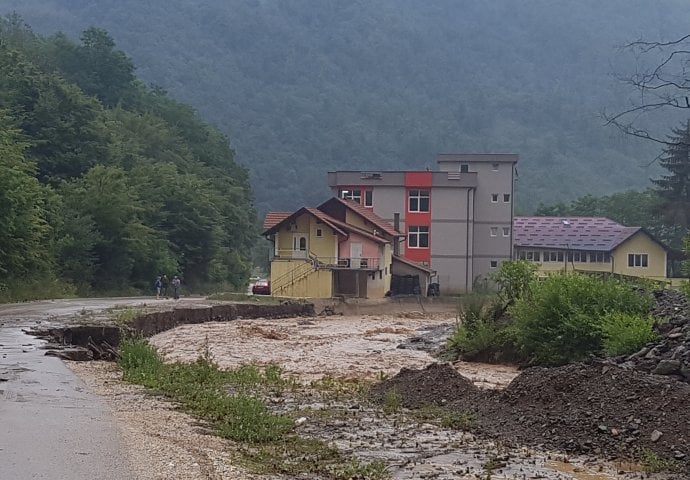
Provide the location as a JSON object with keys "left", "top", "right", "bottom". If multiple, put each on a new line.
{"left": 3, "top": 1, "right": 690, "bottom": 212}
{"left": 0, "top": 17, "right": 256, "bottom": 299}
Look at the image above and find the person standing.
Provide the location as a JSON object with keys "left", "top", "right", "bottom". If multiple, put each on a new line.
{"left": 161, "top": 274, "right": 169, "bottom": 298}
{"left": 172, "top": 275, "right": 181, "bottom": 300}
{"left": 154, "top": 276, "right": 162, "bottom": 300}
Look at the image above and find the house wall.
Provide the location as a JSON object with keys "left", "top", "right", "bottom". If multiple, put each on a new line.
{"left": 514, "top": 233, "right": 668, "bottom": 280}
{"left": 270, "top": 259, "right": 333, "bottom": 297}
{"left": 309, "top": 219, "right": 338, "bottom": 259}
{"left": 612, "top": 232, "right": 667, "bottom": 279}
{"left": 339, "top": 232, "right": 382, "bottom": 266}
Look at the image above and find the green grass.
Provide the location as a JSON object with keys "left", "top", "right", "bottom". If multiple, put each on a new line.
{"left": 119, "top": 339, "right": 293, "bottom": 443}
{"left": 413, "top": 405, "right": 475, "bottom": 431}
{"left": 0, "top": 277, "right": 77, "bottom": 303}
{"left": 641, "top": 449, "right": 681, "bottom": 473}
{"left": 382, "top": 389, "right": 402, "bottom": 415}
{"left": 118, "top": 339, "right": 389, "bottom": 477}
{"left": 110, "top": 307, "right": 145, "bottom": 326}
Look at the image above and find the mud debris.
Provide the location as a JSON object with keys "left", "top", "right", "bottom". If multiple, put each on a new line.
{"left": 373, "top": 361, "right": 690, "bottom": 472}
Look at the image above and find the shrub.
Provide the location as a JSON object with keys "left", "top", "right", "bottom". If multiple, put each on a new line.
{"left": 680, "top": 280, "right": 690, "bottom": 299}
{"left": 601, "top": 312, "right": 657, "bottom": 356}
{"left": 447, "top": 318, "right": 507, "bottom": 359}
{"left": 509, "top": 273, "right": 653, "bottom": 366}
{"left": 490, "top": 260, "right": 538, "bottom": 306}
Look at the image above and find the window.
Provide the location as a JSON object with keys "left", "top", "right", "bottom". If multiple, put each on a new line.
{"left": 364, "top": 190, "right": 373, "bottom": 207}
{"left": 460, "top": 164, "right": 469, "bottom": 173}
{"left": 490, "top": 227, "right": 498, "bottom": 237}
{"left": 490, "top": 260, "right": 498, "bottom": 268}
{"left": 340, "top": 189, "right": 362, "bottom": 203}
{"left": 316, "top": 228, "right": 323, "bottom": 237}
{"left": 519, "top": 250, "right": 540, "bottom": 262}
{"left": 408, "top": 190, "right": 430, "bottom": 212}
{"left": 491, "top": 193, "right": 498, "bottom": 203}
{"left": 492, "top": 163, "right": 499, "bottom": 171}
{"left": 408, "top": 226, "right": 429, "bottom": 248}
{"left": 628, "top": 253, "right": 649, "bottom": 267}
{"left": 503, "top": 194, "right": 511, "bottom": 202}
{"left": 502, "top": 227, "right": 510, "bottom": 237}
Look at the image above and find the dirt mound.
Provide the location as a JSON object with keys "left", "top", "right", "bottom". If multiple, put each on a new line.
{"left": 370, "top": 363, "right": 480, "bottom": 408}
{"left": 489, "top": 363, "right": 690, "bottom": 465}
{"left": 615, "top": 289, "right": 690, "bottom": 381}
{"left": 372, "top": 362, "right": 690, "bottom": 470}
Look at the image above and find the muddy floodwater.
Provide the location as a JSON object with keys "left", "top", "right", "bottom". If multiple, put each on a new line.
{"left": 146, "top": 314, "right": 672, "bottom": 479}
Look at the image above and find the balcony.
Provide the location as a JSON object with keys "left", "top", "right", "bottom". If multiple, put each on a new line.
{"left": 272, "top": 250, "right": 380, "bottom": 270}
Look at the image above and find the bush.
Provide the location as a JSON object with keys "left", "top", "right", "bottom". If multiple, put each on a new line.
{"left": 490, "top": 260, "right": 538, "bottom": 307}
{"left": 601, "top": 312, "right": 657, "bottom": 356}
{"left": 447, "top": 318, "right": 508, "bottom": 359}
{"left": 509, "top": 273, "right": 653, "bottom": 366}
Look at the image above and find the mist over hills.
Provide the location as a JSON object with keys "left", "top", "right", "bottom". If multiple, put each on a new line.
{"left": 3, "top": 0, "right": 689, "bottom": 212}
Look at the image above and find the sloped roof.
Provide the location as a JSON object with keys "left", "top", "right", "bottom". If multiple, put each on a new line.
{"left": 513, "top": 216, "right": 645, "bottom": 251}
{"left": 262, "top": 207, "right": 347, "bottom": 236}
{"left": 392, "top": 255, "right": 435, "bottom": 274}
{"left": 318, "top": 197, "right": 402, "bottom": 237}
{"left": 326, "top": 216, "right": 390, "bottom": 244}
{"left": 263, "top": 212, "right": 291, "bottom": 230}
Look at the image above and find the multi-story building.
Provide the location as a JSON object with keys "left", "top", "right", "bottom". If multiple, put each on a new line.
{"left": 328, "top": 154, "right": 518, "bottom": 293}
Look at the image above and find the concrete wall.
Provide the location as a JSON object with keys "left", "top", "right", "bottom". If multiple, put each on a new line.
{"left": 430, "top": 185, "right": 471, "bottom": 293}
{"left": 328, "top": 155, "right": 517, "bottom": 294}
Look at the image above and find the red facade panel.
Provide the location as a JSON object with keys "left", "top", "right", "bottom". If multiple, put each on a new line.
{"left": 405, "top": 172, "right": 432, "bottom": 264}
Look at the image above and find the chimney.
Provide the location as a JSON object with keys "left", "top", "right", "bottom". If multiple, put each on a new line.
{"left": 393, "top": 213, "right": 401, "bottom": 256}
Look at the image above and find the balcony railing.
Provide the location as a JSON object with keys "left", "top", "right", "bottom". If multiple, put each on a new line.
{"left": 272, "top": 250, "right": 380, "bottom": 270}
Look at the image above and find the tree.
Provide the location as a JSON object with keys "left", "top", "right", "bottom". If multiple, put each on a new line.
{"left": 51, "top": 28, "right": 137, "bottom": 107}
{"left": 0, "top": 112, "right": 51, "bottom": 278}
{"left": 606, "top": 34, "right": 690, "bottom": 146}
{"left": 652, "top": 123, "right": 690, "bottom": 230}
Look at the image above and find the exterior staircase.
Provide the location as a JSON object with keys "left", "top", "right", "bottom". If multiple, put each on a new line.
{"left": 271, "top": 255, "right": 317, "bottom": 296}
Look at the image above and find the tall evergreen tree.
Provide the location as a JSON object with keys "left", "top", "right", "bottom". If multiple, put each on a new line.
{"left": 652, "top": 122, "right": 690, "bottom": 231}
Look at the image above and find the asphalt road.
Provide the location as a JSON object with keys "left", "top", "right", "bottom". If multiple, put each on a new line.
{"left": 0, "top": 297, "right": 190, "bottom": 480}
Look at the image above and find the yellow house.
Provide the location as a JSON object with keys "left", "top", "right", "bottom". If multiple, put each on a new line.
{"left": 263, "top": 197, "right": 430, "bottom": 298}
{"left": 513, "top": 217, "right": 668, "bottom": 280}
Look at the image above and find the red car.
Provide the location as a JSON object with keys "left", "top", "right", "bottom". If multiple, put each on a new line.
{"left": 252, "top": 279, "right": 271, "bottom": 295}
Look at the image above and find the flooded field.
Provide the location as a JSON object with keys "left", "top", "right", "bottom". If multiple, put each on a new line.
{"left": 142, "top": 313, "right": 675, "bottom": 479}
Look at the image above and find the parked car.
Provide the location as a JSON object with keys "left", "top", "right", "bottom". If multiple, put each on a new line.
{"left": 252, "top": 279, "right": 271, "bottom": 295}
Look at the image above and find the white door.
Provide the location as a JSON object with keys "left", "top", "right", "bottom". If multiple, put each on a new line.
{"left": 350, "top": 243, "right": 363, "bottom": 268}
{"left": 293, "top": 234, "right": 307, "bottom": 259}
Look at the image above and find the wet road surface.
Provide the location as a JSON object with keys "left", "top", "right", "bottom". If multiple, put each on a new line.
{"left": 0, "top": 297, "right": 182, "bottom": 479}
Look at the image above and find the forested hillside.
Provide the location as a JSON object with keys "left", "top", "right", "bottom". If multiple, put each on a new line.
{"left": 3, "top": 1, "right": 689, "bottom": 212}
{"left": 0, "top": 18, "right": 255, "bottom": 299}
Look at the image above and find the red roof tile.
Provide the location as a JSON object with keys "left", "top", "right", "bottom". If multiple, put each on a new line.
{"left": 263, "top": 212, "right": 292, "bottom": 230}
{"left": 262, "top": 208, "right": 347, "bottom": 237}
{"left": 513, "top": 216, "right": 641, "bottom": 251}
{"left": 320, "top": 197, "right": 402, "bottom": 237}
